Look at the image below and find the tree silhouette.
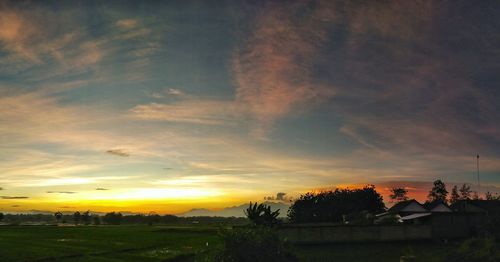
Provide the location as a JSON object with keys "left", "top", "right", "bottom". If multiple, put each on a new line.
{"left": 54, "top": 212, "right": 63, "bottom": 224}
{"left": 0, "top": 212, "right": 4, "bottom": 222}
{"left": 450, "top": 186, "right": 460, "bottom": 204}
{"left": 288, "top": 185, "right": 385, "bottom": 223}
{"left": 459, "top": 184, "right": 472, "bottom": 200}
{"left": 73, "top": 211, "right": 81, "bottom": 225}
{"left": 81, "top": 211, "right": 91, "bottom": 225}
{"left": 103, "top": 212, "right": 123, "bottom": 225}
{"left": 389, "top": 187, "right": 409, "bottom": 203}
{"left": 427, "top": 180, "right": 448, "bottom": 203}
{"left": 245, "top": 202, "right": 280, "bottom": 226}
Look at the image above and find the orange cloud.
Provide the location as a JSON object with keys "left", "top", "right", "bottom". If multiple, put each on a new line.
{"left": 233, "top": 2, "right": 335, "bottom": 138}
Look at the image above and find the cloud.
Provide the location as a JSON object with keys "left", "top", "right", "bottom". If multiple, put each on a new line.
{"left": 95, "top": 188, "right": 109, "bottom": 191}
{"left": 116, "top": 19, "right": 138, "bottom": 29}
{"left": 167, "top": 88, "right": 185, "bottom": 96}
{"left": 46, "top": 191, "right": 77, "bottom": 194}
{"left": 264, "top": 192, "right": 290, "bottom": 202}
{"left": 233, "top": 2, "right": 336, "bottom": 138}
{"left": 0, "top": 187, "right": 3, "bottom": 190}
{"left": 129, "top": 99, "right": 240, "bottom": 125}
{"left": 1, "top": 196, "right": 29, "bottom": 199}
{"left": 106, "top": 149, "right": 130, "bottom": 157}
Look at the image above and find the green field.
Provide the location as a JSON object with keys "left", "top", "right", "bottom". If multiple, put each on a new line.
{"left": 0, "top": 225, "right": 457, "bottom": 262}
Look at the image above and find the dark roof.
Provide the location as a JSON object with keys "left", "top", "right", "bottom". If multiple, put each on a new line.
{"left": 423, "top": 200, "right": 450, "bottom": 211}
{"left": 388, "top": 200, "right": 426, "bottom": 213}
{"left": 450, "top": 200, "right": 500, "bottom": 214}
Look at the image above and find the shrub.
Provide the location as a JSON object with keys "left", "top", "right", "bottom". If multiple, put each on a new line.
{"left": 215, "top": 226, "right": 298, "bottom": 262}
{"left": 245, "top": 202, "right": 280, "bottom": 226}
{"left": 444, "top": 237, "right": 500, "bottom": 262}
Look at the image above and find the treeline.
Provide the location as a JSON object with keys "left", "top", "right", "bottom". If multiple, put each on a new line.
{"left": 0, "top": 212, "right": 248, "bottom": 226}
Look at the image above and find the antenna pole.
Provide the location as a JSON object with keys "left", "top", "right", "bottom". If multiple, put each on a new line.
{"left": 477, "top": 154, "right": 480, "bottom": 197}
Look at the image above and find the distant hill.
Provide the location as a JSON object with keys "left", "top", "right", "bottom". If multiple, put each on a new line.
{"left": 178, "top": 201, "right": 290, "bottom": 217}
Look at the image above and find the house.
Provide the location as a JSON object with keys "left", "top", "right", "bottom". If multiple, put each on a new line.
{"left": 387, "top": 200, "right": 428, "bottom": 217}
{"left": 423, "top": 200, "right": 452, "bottom": 213}
{"left": 451, "top": 200, "right": 500, "bottom": 216}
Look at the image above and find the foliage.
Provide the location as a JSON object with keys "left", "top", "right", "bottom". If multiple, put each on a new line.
{"left": 245, "top": 202, "right": 280, "bottom": 226}
{"left": 54, "top": 212, "right": 63, "bottom": 223}
{"left": 450, "top": 186, "right": 460, "bottom": 204}
{"left": 427, "top": 179, "right": 448, "bottom": 203}
{"left": 389, "top": 187, "right": 409, "bottom": 203}
{"left": 81, "top": 210, "right": 91, "bottom": 225}
{"left": 444, "top": 237, "right": 500, "bottom": 262}
{"left": 0, "top": 212, "right": 4, "bottom": 222}
{"left": 103, "top": 212, "right": 123, "bottom": 225}
{"left": 215, "top": 226, "right": 298, "bottom": 262}
{"left": 485, "top": 191, "right": 500, "bottom": 200}
{"left": 459, "top": 184, "right": 472, "bottom": 200}
{"left": 288, "top": 185, "right": 385, "bottom": 223}
{"left": 73, "top": 211, "right": 81, "bottom": 225}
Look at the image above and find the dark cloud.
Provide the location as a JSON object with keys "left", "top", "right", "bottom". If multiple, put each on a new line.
{"left": 0, "top": 187, "right": 3, "bottom": 190}
{"left": 46, "top": 191, "right": 77, "bottom": 194}
{"left": 106, "top": 149, "right": 130, "bottom": 157}
{"left": 11, "top": 205, "right": 20, "bottom": 207}
{"left": 264, "top": 192, "right": 290, "bottom": 202}
{"left": 1, "top": 196, "right": 29, "bottom": 199}
{"left": 95, "top": 188, "right": 108, "bottom": 191}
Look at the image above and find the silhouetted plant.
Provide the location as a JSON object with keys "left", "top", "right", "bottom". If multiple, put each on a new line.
{"left": 288, "top": 185, "right": 385, "bottom": 223}
{"left": 459, "top": 184, "right": 472, "bottom": 200}
{"left": 73, "top": 211, "right": 81, "bottom": 225}
{"left": 450, "top": 185, "right": 460, "bottom": 204}
{"left": 444, "top": 237, "right": 499, "bottom": 262}
{"left": 103, "top": 212, "right": 123, "bottom": 225}
{"left": 81, "top": 210, "right": 91, "bottom": 225}
{"left": 0, "top": 212, "right": 4, "bottom": 222}
{"left": 54, "top": 212, "right": 63, "bottom": 223}
{"left": 427, "top": 179, "right": 448, "bottom": 203}
{"left": 215, "top": 226, "right": 298, "bottom": 262}
{"left": 389, "top": 187, "right": 409, "bottom": 203}
{"left": 93, "top": 215, "right": 101, "bottom": 225}
{"left": 245, "top": 202, "right": 280, "bottom": 226}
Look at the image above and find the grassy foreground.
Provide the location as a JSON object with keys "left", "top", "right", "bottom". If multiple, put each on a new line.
{"left": 0, "top": 225, "right": 456, "bottom": 262}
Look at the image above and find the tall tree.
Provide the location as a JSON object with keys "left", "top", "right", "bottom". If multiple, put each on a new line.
{"left": 450, "top": 185, "right": 460, "bottom": 204}
{"left": 428, "top": 179, "right": 448, "bottom": 203}
{"left": 459, "top": 184, "right": 472, "bottom": 200}
{"left": 288, "top": 185, "right": 385, "bottom": 223}
{"left": 389, "top": 187, "right": 409, "bottom": 203}
{"left": 73, "top": 211, "right": 81, "bottom": 225}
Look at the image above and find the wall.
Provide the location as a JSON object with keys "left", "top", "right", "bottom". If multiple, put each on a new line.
{"left": 277, "top": 224, "right": 432, "bottom": 244}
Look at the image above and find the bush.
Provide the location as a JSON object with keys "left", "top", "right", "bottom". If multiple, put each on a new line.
{"left": 215, "top": 226, "right": 298, "bottom": 262}
{"left": 444, "top": 237, "right": 500, "bottom": 262}
{"left": 245, "top": 202, "right": 280, "bottom": 226}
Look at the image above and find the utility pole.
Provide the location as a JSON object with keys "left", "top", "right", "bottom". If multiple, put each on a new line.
{"left": 477, "top": 154, "right": 480, "bottom": 197}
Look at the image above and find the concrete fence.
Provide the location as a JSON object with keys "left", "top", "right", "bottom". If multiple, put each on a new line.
{"left": 277, "top": 224, "right": 432, "bottom": 244}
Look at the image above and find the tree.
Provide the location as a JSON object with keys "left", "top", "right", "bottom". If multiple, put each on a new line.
{"left": 245, "top": 202, "right": 280, "bottom": 226}
{"left": 389, "top": 187, "right": 409, "bottom": 203}
{"left": 450, "top": 186, "right": 460, "bottom": 204}
{"left": 0, "top": 212, "right": 4, "bottom": 222}
{"left": 103, "top": 212, "right": 123, "bottom": 225}
{"left": 288, "top": 185, "right": 385, "bottom": 223}
{"left": 54, "top": 212, "right": 63, "bottom": 223}
{"left": 93, "top": 215, "right": 101, "bottom": 225}
{"left": 81, "top": 211, "right": 91, "bottom": 225}
{"left": 428, "top": 180, "right": 448, "bottom": 203}
{"left": 73, "top": 211, "right": 81, "bottom": 225}
{"left": 459, "top": 184, "right": 472, "bottom": 200}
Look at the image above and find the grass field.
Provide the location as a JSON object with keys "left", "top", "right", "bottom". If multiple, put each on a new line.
{"left": 0, "top": 225, "right": 457, "bottom": 262}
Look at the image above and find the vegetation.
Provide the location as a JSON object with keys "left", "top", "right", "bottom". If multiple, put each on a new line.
{"left": 427, "top": 179, "right": 448, "bottom": 203}
{"left": 389, "top": 187, "right": 409, "bottom": 203}
{"left": 444, "top": 237, "right": 500, "bottom": 262}
{"left": 288, "top": 185, "right": 385, "bottom": 223}
{"left": 215, "top": 226, "right": 298, "bottom": 262}
{"left": 245, "top": 202, "right": 280, "bottom": 226}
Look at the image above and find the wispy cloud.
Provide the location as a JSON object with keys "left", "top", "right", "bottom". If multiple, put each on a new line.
{"left": 116, "top": 19, "right": 138, "bottom": 29}
{"left": 106, "top": 149, "right": 130, "bottom": 157}
{"left": 95, "top": 188, "right": 109, "bottom": 191}
{"left": 233, "top": 2, "right": 336, "bottom": 138}
{"left": 46, "top": 191, "right": 77, "bottom": 194}
{"left": 1, "top": 196, "right": 29, "bottom": 199}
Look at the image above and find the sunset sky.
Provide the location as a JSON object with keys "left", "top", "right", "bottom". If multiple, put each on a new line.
{"left": 1, "top": 0, "right": 500, "bottom": 214}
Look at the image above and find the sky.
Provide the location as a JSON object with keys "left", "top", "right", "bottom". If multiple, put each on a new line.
{"left": 1, "top": 0, "right": 500, "bottom": 214}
